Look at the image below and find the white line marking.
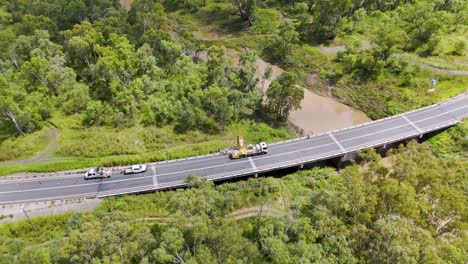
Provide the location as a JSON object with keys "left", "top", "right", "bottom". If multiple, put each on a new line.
{"left": 333, "top": 98, "right": 467, "bottom": 135}
{"left": 1, "top": 110, "right": 463, "bottom": 195}
{"left": 152, "top": 134, "right": 331, "bottom": 169}
{"left": 248, "top": 157, "right": 258, "bottom": 171}
{"left": 402, "top": 115, "right": 423, "bottom": 133}
{"left": 2, "top": 99, "right": 466, "bottom": 185}
{"left": 1, "top": 104, "right": 466, "bottom": 197}
{"left": 152, "top": 166, "right": 158, "bottom": 187}
{"left": 329, "top": 133, "right": 346, "bottom": 152}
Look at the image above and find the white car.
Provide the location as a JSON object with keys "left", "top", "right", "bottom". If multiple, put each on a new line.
{"left": 123, "top": 164, "right": 147, "bottom": 175}
{"left": 84, "top": 167, "right": 111, "bottom": 179}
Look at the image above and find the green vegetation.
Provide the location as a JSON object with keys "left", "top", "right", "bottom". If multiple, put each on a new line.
{"left": 427, "top": 119, "right": 467, "bottom": 157}
{"left": 0, "top": 0, "right": 304, "bottom": 173}
{"left": 1, "top": 142, "right": 466, "bottom": 263}
{"left": 0, "top": 121, "right": 292, "bottom": 176}
{"left": 0, "top": 0, "right": 466, "bottom": 262}
{"left": 266, "top": 72, "right": 304, "bottom": 120}
{"left": 1, "top": 0, "right": 467, "bottom": 169}
{"left": 0, "top": 127, "right": 51, "bottom": 161}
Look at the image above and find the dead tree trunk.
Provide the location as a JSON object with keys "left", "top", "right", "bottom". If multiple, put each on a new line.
{"left": 3, "top": 109, "right": 25, "bottom": 136}
{"left": 9, "top": 53, "right": 19, "bottom": 70}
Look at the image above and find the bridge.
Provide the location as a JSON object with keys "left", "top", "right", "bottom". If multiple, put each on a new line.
{"left": 0, "top": 93, "right": 467, "bottom": 204}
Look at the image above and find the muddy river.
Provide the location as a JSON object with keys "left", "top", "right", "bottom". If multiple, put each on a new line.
{"left": 288, "top": 90, "right": 371, "bottom": 134}
{"left": 188, "top": 46, "right": 372, "bottom": 135}
{"left": 254, "top": 58, "right": 371, "bottom": 135}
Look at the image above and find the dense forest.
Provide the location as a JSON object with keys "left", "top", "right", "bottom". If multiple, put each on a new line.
{"left": 1, "top": 143, "right": 467, "bottom": 263}
{"left": 0, "top": 0, "right": 467, "bottom": 263}
{"left": 0, "top": 0, "right": 466, "bottom": 172}
{"left": 0, "top": 0, "right": 267, "bottom": 134}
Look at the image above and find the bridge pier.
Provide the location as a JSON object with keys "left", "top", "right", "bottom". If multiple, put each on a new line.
{"left": 331, "top": 152, "right": 359, "bottom": 169}
{"left": 418, "top": 127, "right": 450, "bottom": 142}
{"left": 377, "top": 141, "right": 400, "bottom": 156}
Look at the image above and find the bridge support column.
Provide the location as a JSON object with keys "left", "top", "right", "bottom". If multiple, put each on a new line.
{"left": 298, "top": 164, "right": 304, "bottom": 170}
{"left": 378, "top": 143, "right": 391, "bottom": 156}
{"left": 254, "top": 173, "right": 258, "bottom": 178}
{"left": 331, "top": 152, "right": 358, "bottom": 169}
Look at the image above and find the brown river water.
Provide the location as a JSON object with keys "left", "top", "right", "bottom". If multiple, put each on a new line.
{"left": 254, "top": 57, "right": 371, "bottom": 135}
{"left": 192, "top": 48, "right": 371, "bottom": 135}
{"left": 119, "top": 0, "right": 371, "bottom": 135}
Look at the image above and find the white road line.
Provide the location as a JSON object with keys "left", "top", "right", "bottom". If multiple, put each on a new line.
{"left": 2, "top": 99, "right": 466, "bottom": 186}
{"left": 0, "top": 177, "right": 151, "bottom": 194}
{"left": 248, "top": 157, "right": 258, "bottom": 171}
{"left": 152, "top": 166, "right": 158, "bottom": 187}
{"left": 1, "top": 104, "right": 466, "bottom": 196}
{"left": 0, "top": 172, "right": 85, "bottom": 184}
{"left": 402, "top": 115, "right": 423, "bottom": 133}
{"left": 154, "top": 134, "right": 331, "bottom": 169}
{"left": 328, "top": 133, "right": 346, "bottom": 152}
{"left": 333, "top": 98, "right": 466, "bottom": 135}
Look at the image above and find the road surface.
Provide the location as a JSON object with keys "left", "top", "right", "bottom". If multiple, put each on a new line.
{"left": 0, "top": 93, "right": 467, "bottom": 204}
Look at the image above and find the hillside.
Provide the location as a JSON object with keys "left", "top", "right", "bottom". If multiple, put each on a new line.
{"left": 0, "top": 0, "right": 467, "bottom": 263}
{"left": 1, "top": 142, "right": 467, "bottom": 263}
{"left": 0, "top": 0, "right": 467, "bottom": 174}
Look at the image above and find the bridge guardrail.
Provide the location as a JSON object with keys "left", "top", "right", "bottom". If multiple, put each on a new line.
{"left": 95, "top": 112, "right": 466, "bottom": 200}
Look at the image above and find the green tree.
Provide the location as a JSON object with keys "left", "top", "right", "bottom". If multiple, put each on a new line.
{"left": 231, "top": 0, "right": 257, "bottom": 26}
{"left": 263, "top": 22, "right": 299, "bottom": 63}
{"left": 367, "top": 215, "right": 420, "bottom": 263}
{"left": 238, "top": 50, "right": 258, "bottom": 92}
{"left": 206, "top": 45, "right": 233, "bottom": 88}
{"left": 400, "top": 2, "right": 444, "bottom": 55}
{"left": 18, "top": 14, "right": 57, "bottom": 36}
{"left": 312, "top": 0, "right": 353, "bottom": 39}
{"left": 16, "top": 247, "right": 51, "bottom": 264}
{"left": 203, "top": 85, "right": 232, "bottom": 126}
{"left": 61, "top": 83, "right": 91, "bottom": 114}
{"left": 152, "top": 228, "right": 186, "bottom": 263}
{"left": 0, "top": 80, "right": 25, "bottom": 135}
{"left": 371, "top": 20, "right": 404, "bottom": 62}
{"left": 82, "top": 100, "right": 112, "bottom": 126}
{"left": 266, "top": 72, "right": 304, "bottom": 121}
{"left": 130, "top": 0, "right": 169, "bottom": 35}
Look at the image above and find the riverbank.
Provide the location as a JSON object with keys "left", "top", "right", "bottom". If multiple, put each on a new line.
{"left": 253, "top": 56, "right": 371, "bottom": 135}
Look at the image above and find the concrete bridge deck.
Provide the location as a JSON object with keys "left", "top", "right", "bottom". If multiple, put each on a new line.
{"left": 0, "top": 93, "right": 467, "bottom": 204}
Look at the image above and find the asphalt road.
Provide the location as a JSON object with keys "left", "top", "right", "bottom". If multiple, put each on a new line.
{"left": 1, "top": 94, "right": 467, "bottom": 204}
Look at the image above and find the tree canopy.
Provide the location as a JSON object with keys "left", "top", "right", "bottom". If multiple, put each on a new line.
{"left": 1, "top": 142, "right": 466, "bottom": 263}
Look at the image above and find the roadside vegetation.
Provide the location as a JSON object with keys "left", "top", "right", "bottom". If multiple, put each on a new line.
{"left": 0, "top": 0, "right": 301, "bottom": 173}
{"left": 1, "top": 142, "right": 466, "bottom": 263}
{"left": 0, "top": 0, "right": 466, "bottom": 262}
{"left": 0, "top": 121, "right": 291, "bottom": 175}
{"left": 1, "top": 0, "right": 467, "bottom": 171}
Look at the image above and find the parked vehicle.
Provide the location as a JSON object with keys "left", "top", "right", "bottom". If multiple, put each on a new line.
{"left": 84, "top": 167, "right": 111, "bottom": 179}
{"left": 224, "top": 125, "right": 268, "bottom": 159}
{"left": 229, "top": 142, "right": 268, "bottom": 159}
{"left": 123, "top": 164, "right": 147, "bottom": 175}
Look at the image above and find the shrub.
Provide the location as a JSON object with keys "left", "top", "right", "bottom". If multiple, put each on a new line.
{"left": 452, "top": 40, "right": 466, "bottom": 56}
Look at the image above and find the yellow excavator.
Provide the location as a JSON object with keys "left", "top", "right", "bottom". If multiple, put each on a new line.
{"left": 228, "top": 125, "right": 268, "bottom": 159}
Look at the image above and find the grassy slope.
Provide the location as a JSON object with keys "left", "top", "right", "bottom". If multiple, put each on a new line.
{"left": 1, "top": 0, "right": 466, "bottom": 173}
{"left": 0, "top": 112, "right": 294, "bottom": 175}
{"left": 0, "top": 2, "right": 298, "bottom": 175}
